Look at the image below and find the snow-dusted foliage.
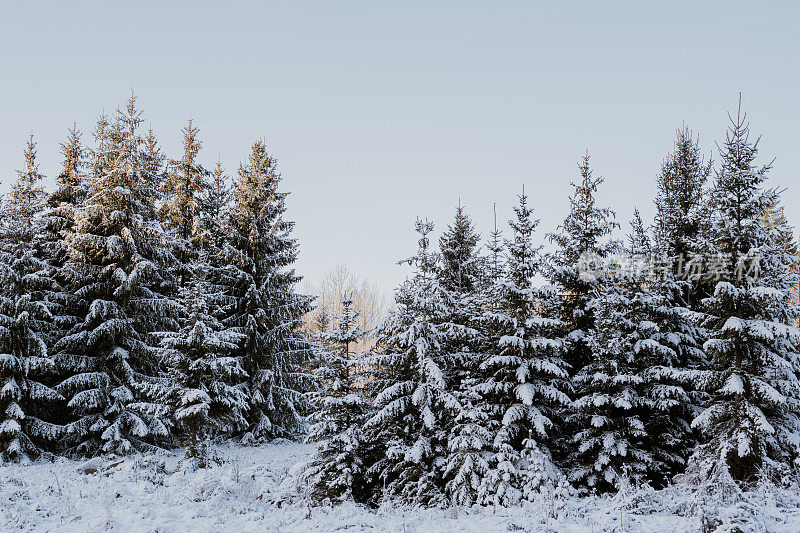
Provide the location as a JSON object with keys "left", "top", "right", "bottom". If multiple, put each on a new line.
{"left": 221, "top": 140, "right": 315, "bottom": 441}
{"left": 0, "top": 96, "right": 316, "bottom": 463}
{"left": 436, "top": 205, "right": 493, "bottom": 506}
{"left": 653, "top": 125, "right": 714, "bottom": 302}
{"left": 474, "top": 190, "right": 568, "bottom": 505}
{"left": 689, "top": 103, "right": 800, "bottom": 482}
{"left": 53, "top": 96, "right": 179, "bottom": 456}
{"left": 3, "top": 93, "right": 800, "bottom": 526}
{"left": 159, "top": 272, "right": 248, "bottom": 460}
{"left": 545, "top": 154, "right": 619, "bottom": 377}
{"left": 363, "top": 219, "right": 461, "bottom": 507}
{"left": 159, "top": 119, "right": 209, "bottom": 277}
{"left": 0, "top": 136, "right": 63, "bottom": 461}
{"left": 568, "top": 212, "right": 704, "bottom": 491}
{"left": 300, "top": 295, "right": 368, "bottom": 504}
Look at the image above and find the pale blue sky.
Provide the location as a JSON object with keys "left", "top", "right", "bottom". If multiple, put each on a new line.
{"left": 1, "top": 1, "right": 798, "bottom": 292}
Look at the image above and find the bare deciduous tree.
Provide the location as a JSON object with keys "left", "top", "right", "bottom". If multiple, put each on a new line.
{"left": 302, "top": 264, "right": 390, "bottom": 352}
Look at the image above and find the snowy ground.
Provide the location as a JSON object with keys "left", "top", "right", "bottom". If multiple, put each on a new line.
{"left": 2, "top": 442, "right": 799, "bottom": 532}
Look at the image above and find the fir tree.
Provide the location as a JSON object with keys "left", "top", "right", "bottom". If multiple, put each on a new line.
{"left": 653, "top": 124, "right": 713, "bottom": 307}
{"left": 199, "top": 160, "right": 231, "bottom": 252}
{"left": 0, "top": 136, "right": 63, "bottom": 461}
{"left": 546, "top": 153, "right": 619, "bottom": 376}
{"left": 435, "top": 205, "right": 493, "bottom": 506}
{"left": 690, "top": 101, "right": 800, "bottom": 482}
{"left": 301, "top": 295, "right": 368, "bottom": 504}
{"left": 363, "top": 219, "right": 459, "bottom": 507}
{"left": 628, "top": 208, "right": 651, "bottom": 258}
{"left": 486, "top": 204, "right": 504, "bottom": 285}
{"left": 54, "top": 96, "right": 178, "bottom": 455}
{"left": 222, "top": 140, "right": 314, "bottom": 440}
{"left": 159, "top": 119, "right": 209, "bottom": 283}
{"left": 476, "top": 189, "right": 568, "bottom": 505}
{"left": 46, "top": 125, "right": 87, "bottom": 242}
{"left": 158, "top": 270, "right": 248, "bottom": 462}
{"left": 438, "top": 202, "right": 482, "bottom": 294}
{"left": 43, "top": 126, "right": 89, "bottom": 353}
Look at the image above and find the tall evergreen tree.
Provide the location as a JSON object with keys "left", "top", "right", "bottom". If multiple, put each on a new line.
{"left": 46, "top": 125, "right": 88, "bottom": 242}
{"left": 486, "top": 204, "right": 504, "bottom": 285}
{"left": 221, "top": 140, "right": 314, "bottom": 440}
{"left": 54, "top": 96, "right": 178, "bottom": 455}
{"left": 158, "top": 271, "right": 248, "bottom": 461}
{"left": 0, "top": 136, "right": 63, "bottom": 461}
{"left": 568, "top": 218, "right": 700, "bottom": 491}
{"left": 546, "top": 153, "right": 619, "bottom": 376}
{"left": 653, "top": 125, "right": 713, "bottom": 307}
{"left": 363, "top": 219, "right": 459, "bottom": 507}
{"left": 43, "top": 126, "right": 89, "bottom": 353}
{"left": 438, "top": 202, "right": 481, "bottom": 294}
{"left": 199, "top": 160, "right": 231, "bottom": 252}
{"left": 435, "top": 205, "right": 493, "bottom": 506}
{"left": 628, "top": 208, "right": 651, "bottom": 258}
{"left": 475, "top": 189, "right": 569, "bottom": 505}
{"left": 159, "top": 119, "right": 209, "bottom": 282}
{"left": 301, "top": 295, "right": 368, "bottom": 504}
{"left": 690, "top": 102, "right": 800, "bottom": 482}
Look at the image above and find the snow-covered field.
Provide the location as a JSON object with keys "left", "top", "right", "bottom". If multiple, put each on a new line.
{"left": 2, "top": 442, "right": 799, "bottom": 532}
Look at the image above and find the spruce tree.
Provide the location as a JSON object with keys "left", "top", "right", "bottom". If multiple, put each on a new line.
{"left": 653, "top": 124, "right": 713, "bottom": 308}
{"left": 221, "top": 140, "right": 314, "bottom": 441}
{"left": 438, "top": 202, "right": 482, "bottom": 294}
{"left": 54, "top": 96, "right": 178, "bottom": 455}
{"left": 46, "top": 124, "right": 88, "bottom": 244}
{"left": 476, "top": 190, "right": 568, "bottom": 505}
{"left": 486, "top": 204, "right": 504, "bottom": 285}
{"left": 690, "top": 102, "right": 800, "bottom": 482}
{"left": 43, "top": 126, "right": 89, "bottom": 354}
{"left": 568, "top": 233, "right": 696, "bottom": 491}
{"left": 301, "top": 295, "right": 368, "bottom": 504}
{"left": 0, "top": 136, "right": 63, "bottom": 461}
{"left": 435, "top": 205, "right": 493, "bottom": 506}
{"left": 159, "top": 119, "right": 209, "bottom": 283}
{"left": 363, "top": 219, "right": 459, "bottom": 507}
{"left": 546, "top": 154, "right": 619, "bottom": 376}
{"left": 199, "top": 160, "right": 231, "bottom": 252}
{"left": 158, "top": 271, "right": 248, "bottom": 461}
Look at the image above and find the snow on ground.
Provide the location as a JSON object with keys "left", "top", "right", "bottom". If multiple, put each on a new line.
{"left": 1, "top": 442, "right": 799, "bottom": 532}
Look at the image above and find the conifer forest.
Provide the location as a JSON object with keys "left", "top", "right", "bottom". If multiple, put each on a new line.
{"left": 2, "top": 91, "right": 800, "bottom": 531}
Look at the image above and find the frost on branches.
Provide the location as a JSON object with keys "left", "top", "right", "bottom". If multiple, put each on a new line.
{"left": 689, "top": 102, "right": 800, "bottom": 483}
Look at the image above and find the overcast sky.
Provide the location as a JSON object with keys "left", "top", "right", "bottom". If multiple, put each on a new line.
{"left": 1, "top": 1, "right": 798, "bottom": 293}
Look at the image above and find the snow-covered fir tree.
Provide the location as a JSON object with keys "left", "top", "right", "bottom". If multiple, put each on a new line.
{"left": 568, "top": 210, "right": 702, "bottom": 491}
{"left": 45, "top": 125, "right": 88, "bottom": 251}
{"left": 653, "top": 125, "right": 713, "bottom": 293}
{"left": 0, "top": 136, "right": 63, "bottom": 461}
{"left": 53, "top": 95, "right": 179, "bottom": 455}
{"left": 199, "top": 160, "right": 231, "bottom": 252}
{"left": 486, "top": 204, "right": 504, "bottom": 285}
{"left": 221, "top": 140, "right": 314, "bottom": 441}
{"left": 690, "top": 102, "right": 800, "bottom": 483}
{"left": 436, "top": 204, "right": 493, "bottom": 506}
{"left": 363, "top": 219, "right": 459, "bottom": 507}
{"left": 475, "top": 189, "right": 568, "bottom": 505}
{"left": 545, "top": 154, "right": 619, "bottom": 478}
{"left": 159, "top": 119, "right": 209, "bottom": 284}
{"left": 438, "top": 202, "right": 482, "bottom": 294}
{"left": 41, "top": 126, "right": 90, "bottom": 357}
{"left": 158, "top": 270, "right": 248, "bottom": 462}
{"left": 301, "top": 294, "right": 368, "bottom": 504}
{"left": 546, "top": 154, "right": 619, "bottom": 377}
